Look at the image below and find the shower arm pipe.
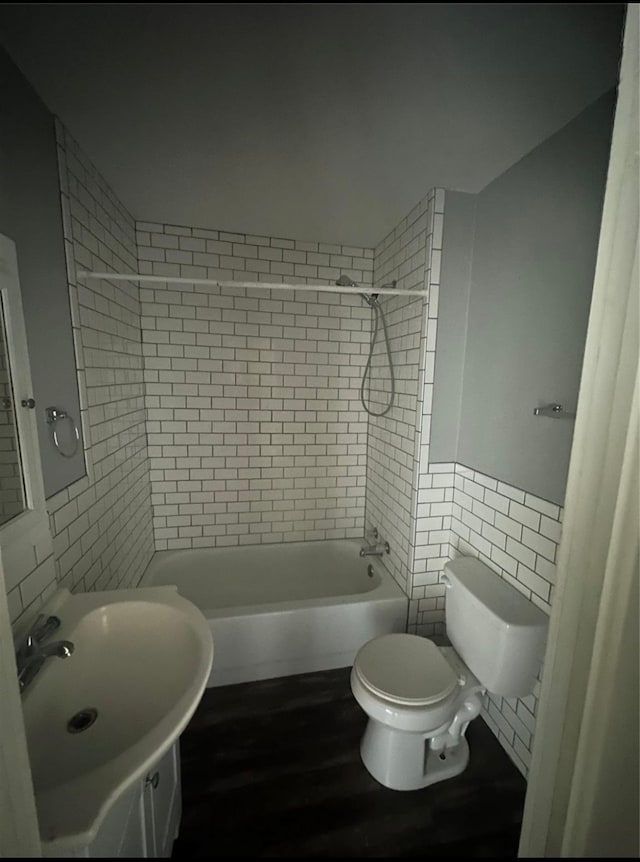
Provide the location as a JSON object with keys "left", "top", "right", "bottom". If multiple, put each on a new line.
{"left": 76, "top": 271, "right": 430, "bottom": 297}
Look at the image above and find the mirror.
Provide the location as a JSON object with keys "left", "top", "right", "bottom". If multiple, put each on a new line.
{"left": 0, "top": 292, "right": 26, "bottom": 526}
{"left": 0, "top": 232, "right": 47, "bottom": 544}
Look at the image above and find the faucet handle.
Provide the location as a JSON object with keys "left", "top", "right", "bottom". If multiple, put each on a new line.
{"left": 16, "top": 614, "right": 43, "bottom": 660}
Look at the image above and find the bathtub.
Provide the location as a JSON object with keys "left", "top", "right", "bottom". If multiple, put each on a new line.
{"left": 140, "top": 539, "right": 408, "bottom": 687}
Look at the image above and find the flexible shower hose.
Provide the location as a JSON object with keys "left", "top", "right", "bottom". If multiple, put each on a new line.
{"left": 360, "top": 298, "right": 395, "bottom": 417}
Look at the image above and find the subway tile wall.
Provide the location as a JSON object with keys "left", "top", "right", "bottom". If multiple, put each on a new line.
{"left": 4, "top": 525, "right": 56, "bottom": 624}
{"left": 407, "top": 192, "right": 449, "bottom": 634}
{"left": 449, "top": 462, "right": 562, "bottom": 777}
{"left": 407, "top": 463, "right": 455, "bottom": 636}
{"left": 137, "top": 222, "right": 374, "bottom": 548}
{"left": 451, "top": 464, "right": 559, "bottom": 616}
{"left": 365, "top": 193, "right": 434, "bottom": 595}
{"left": 45, "top": 122, "right": 154, "bottom": 593}
{"left": 405, "top": 459, "right": 562, "bottom": 777}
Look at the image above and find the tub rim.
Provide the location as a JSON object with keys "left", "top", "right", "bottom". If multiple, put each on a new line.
{"left": 139, "top": 538, "right": 405, "bottom": 619}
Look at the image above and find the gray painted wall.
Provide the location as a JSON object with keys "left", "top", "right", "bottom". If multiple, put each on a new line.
{"left": 430, "top": 191, "right": 476, "bottom": 462}
{"left": 456, "top": 91, "right": 616, "bottom": 505}
{"left": 0, "top": 48, "right": 85, "bottom": 497}
{"left": 0, "top": 5, "right": 625, "bottom": 246}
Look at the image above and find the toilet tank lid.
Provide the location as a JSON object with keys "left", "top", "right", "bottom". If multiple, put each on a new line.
{"left": 444, "top": 557, "right": 549, "bottom": 629}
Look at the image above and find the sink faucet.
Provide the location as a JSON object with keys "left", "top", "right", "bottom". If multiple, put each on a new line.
{"left": 15, "top": 614, "right": 74, "bottom": 693}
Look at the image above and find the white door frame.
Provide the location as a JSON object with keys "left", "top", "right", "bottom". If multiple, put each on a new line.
{"left": 0, "top": 236, "right": 46, "bottom": 855}
{"left": 0, "top": 551, "right": 41, "bottom": 856}
{"left": 519, "top": 6, "right": 639, "bottom": 856}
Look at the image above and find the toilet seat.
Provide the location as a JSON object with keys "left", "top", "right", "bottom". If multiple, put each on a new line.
{"left": 353, "top": 634, "right": 459, "bottom": 706}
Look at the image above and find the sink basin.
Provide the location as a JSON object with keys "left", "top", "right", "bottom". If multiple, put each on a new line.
{"left": 20, "top": 586, "right": 213, "bottom": 849}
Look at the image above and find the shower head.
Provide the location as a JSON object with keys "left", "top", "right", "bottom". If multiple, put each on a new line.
{"left": 335, "top": 273, "right": 377, "bottom": 305}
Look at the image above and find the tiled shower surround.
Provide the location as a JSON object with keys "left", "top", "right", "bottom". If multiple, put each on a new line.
{"left": 135, "top": 195, "right": 561, "bottom": 778}
{"left": 363, "top": 188, "right": 430, "bottom": 594}
{"left": 137, "top": 223, "right": 374, "bottom": 548}
{"left": 364, "top": 190, "right": 448, "bottom": 606}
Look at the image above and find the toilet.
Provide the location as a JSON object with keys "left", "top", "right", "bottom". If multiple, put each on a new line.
{"left": 350, "top": 555, "right": 548, "bottom": 790}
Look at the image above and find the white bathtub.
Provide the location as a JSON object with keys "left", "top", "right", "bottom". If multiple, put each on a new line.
{"left": 140, "top": 539, "right": 408, "bottom": 687}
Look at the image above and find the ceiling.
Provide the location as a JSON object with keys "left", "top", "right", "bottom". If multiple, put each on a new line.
{"left": 0, "top": 3, "right": 624, "bottom": 246}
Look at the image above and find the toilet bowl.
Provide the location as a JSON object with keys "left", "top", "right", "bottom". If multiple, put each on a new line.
{"left": 350, "top": 556, "right": 548, "bottom": 791}
{"left": 351, "top": 635, "right": 484, "bottom": 790}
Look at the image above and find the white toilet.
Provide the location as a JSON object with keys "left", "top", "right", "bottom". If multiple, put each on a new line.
{"left": 350, "top": 555, "right": 548, "bottom": 790}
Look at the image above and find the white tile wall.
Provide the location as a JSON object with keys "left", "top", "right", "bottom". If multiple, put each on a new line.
{"left": 45, "top": 122, "right": 154, "bottom": 593}
{"left": 364, "top": 188, "right": 449, "bottom": 623}
{"left": 365, "top": 193, "right": 434, "bottom": 595}
{"left": 407, "top": 462, "right": 455, "bottom": 636}
{"left": 449, "top": 462, "right": 562, "bottom": 777}
{"left": 137, "top": 222, "right": 373, "bottom": 287}
{"left": 450, "top": 464, "right": 559, "bottom": 615}
{"left": 4, "top": 528, "right": 56, "bottom": 624}
{"left": 408, "top": 191, "right": 449, "bottom": 634}
{"left": 138, "top": 222, "right": 374, "bottom": 549}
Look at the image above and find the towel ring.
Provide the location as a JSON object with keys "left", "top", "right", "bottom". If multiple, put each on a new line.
{"left": 45, "top": 406, "right": 80, "bottom": 458}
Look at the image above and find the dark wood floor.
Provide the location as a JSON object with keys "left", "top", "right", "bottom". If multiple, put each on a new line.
{"left": 173, "top": 667, "right": 527, "bottom": 858}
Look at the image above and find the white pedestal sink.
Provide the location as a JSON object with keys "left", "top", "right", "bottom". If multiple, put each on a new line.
{"left": 19, "top": 586, "right": 213, "bottom": 855}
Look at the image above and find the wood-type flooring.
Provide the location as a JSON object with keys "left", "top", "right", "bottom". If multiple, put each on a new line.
{"left": 173, "top": 666, "right": 527, "bottom": 858}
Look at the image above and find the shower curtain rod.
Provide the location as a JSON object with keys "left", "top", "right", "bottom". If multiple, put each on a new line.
{"left": 76, "top": 271, "right": 430, "bottom": 297}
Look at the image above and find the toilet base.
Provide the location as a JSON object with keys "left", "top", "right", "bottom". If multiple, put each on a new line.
{"left": 360, "top": 719, "right": 470, "bottom": 791}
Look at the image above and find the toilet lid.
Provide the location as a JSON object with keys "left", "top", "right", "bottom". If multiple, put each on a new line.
{"left": 354, "top": 634, "right": 459, "bottom": 706}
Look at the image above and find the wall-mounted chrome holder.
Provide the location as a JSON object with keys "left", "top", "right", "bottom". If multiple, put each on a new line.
{"left": 46, "top": 406, "right": 80, "bottom": 458}
{"left": 533, "top": 403, "right": 576, "bottom": 419}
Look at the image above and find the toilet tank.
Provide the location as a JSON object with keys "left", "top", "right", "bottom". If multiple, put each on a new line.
{"left": 443, "top": 556, "right": 548, "bottom": 697}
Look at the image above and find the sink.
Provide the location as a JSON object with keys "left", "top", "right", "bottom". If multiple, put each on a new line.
{"left": 19, "top": 586, "right": 213, "bottom": 849}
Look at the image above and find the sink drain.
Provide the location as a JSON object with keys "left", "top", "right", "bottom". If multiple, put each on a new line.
{"left": 67, "top": 708, "right": 98, "bottom": 734}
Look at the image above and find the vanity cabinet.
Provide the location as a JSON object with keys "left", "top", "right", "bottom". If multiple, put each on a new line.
{"left": 43, "top": 740, "right": 182, "bottom": 858}
{"left": 142, "top": 742, "right": 182, "bottom": 858}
